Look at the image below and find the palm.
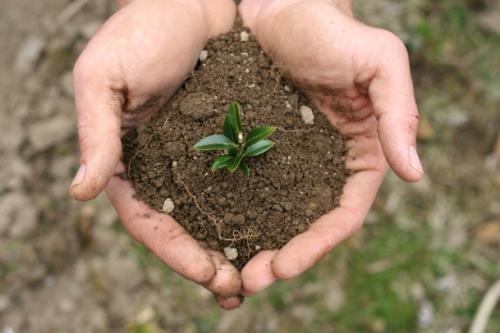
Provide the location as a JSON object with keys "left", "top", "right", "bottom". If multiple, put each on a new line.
{"left": 239, "top": 0, "right": 422, "bottom": 293}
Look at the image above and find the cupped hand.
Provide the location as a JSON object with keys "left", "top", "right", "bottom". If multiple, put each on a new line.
{"left": 239, "top": 0, "right": 424, "bottom": 294}
{"left": 70, "top": 0, "right": 243, "bottom": 309}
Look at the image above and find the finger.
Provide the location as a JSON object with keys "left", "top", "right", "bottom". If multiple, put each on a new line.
{"left": 368, "top": 31, "right": 424, "bottom": 182}
{"left": 215, "top": 295, "right": 243, "bottom": 310}
{"left": 106, "top": 176, "right": 216, "bottom": 284}
{"left": 203, "top": 250, "right": 242, "bottom": 298}
{"left": 205, "top": 0, "right": 237, "bottom": 37}
{"left": 272, "top": 169, "right": 385, "bottom": 279}
{"left": 70, "top": 56, "right": 123, "bottom": 201}
{"left": 241, "top": 250, "right": 278, "bottom": 296}
{"left": 239, "top": 0, "right": 264, "bottom": 29}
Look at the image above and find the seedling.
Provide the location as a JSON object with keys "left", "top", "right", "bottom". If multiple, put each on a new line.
{"left": 193, "top": 102, "right": 276, "bottom": 176}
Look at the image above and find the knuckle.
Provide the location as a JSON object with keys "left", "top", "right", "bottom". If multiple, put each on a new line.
{"left": 376, "top": 29, "right": 408, "bottom": 58}
{"left": 163, "top": 226, "right": 189, "bottom": 244}
{"left": 272, "top": 262, "right": 296, "bottom": 280}
{"left": 191, "top": 260, "right": 216, "bottom": 283}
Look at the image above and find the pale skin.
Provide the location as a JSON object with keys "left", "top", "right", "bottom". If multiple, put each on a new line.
{"left": 70, "top": 0, "right": 423, "bottom": 310}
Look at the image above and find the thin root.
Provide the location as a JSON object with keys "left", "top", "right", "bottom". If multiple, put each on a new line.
{"left": 173, "top": 171, "right": 257, "bottom": 243}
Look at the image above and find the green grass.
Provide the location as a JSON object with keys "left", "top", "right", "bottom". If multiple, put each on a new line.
{"left": 329, "top": 223, "right": 429, "bottom": 332}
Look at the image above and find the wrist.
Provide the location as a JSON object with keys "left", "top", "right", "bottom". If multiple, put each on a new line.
{"left": 198, "top": 0, "right": 237, "bottom": 37}
{"left": 240, "top": 0, "right": 353, "bottom": 30}
{"left": 116, "top": 0, "right": 235, "bottom": 37}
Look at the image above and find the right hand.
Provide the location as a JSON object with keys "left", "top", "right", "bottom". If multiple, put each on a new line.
{"left": 238, "top": 0, "right": 423, "bottom": 295}
{"left": 69, "top": 0, "right": 243, "bottom": 309}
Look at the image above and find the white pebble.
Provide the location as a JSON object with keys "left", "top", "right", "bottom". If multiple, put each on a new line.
{"left": 300, "top": 105, "right": 314, "bottom": 125}
{"left": 224, "top": 247, "right": 238, "bottom": 260}
{"left": 162, "top": 198, "right": 175, "bottom": 214}
{"left": 172, "top": 161, "right": 178, "bottom": 167}
{"left": 240, "top": 31, "right": 250, "bottom": 42}
{"left": 199, "top": 50, "right": 208, "bottom": 62}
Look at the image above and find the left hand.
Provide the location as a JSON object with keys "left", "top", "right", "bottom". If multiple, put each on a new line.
{"left": 70, "top": 0, "right": 242, "bottom": 309}
{"left": 239, "top": 0, "right": 424, "bottom": 295}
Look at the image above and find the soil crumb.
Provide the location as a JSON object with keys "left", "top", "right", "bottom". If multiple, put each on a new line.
{"left": 122, "top": 21, "right": 349, "bottom": 269}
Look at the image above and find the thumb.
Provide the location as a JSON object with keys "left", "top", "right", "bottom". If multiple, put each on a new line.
{"left": 369, "top": 32, "right": 424, "bottom": 182}
{"left": 69, "top": 60, "right": 123, "bottom": 201}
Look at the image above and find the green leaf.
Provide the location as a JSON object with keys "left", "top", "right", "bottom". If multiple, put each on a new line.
{"left": 227, "top": 153, "right": 245, "bottom": 172}
{"left": 228, "top": 147, "right": 238, "bottom": 157}
{"left": 228, "top": 101, "right": 242, "bottom": 134}
{"left": 193, "top": 135, "right": 237, "bottom": 151}
{"left": 245, "top": 126, "right": 276, "bottom": 147}
{"left": 240, "top": 162, "right": 250, "bottom": 177}
{"left": 244, "top": 139, "right": 274, "bottom": 157}
{"left": 223, "top": 113, "right": 238, "bottom": 143}
{"left": 211, "top": 155, "right": 233, "bottom": 170}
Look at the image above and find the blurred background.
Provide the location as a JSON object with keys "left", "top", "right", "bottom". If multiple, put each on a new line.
{"left": 0, "top": 0, "right": 499, "bottom": 332}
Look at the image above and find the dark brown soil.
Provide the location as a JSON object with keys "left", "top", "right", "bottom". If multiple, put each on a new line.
{"left": 122, "top": 22, "right": 349, "bottom": 269}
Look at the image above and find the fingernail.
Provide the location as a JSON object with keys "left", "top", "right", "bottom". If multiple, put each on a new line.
{"left": 408, "top": 146, "right": 423, "bottom": 175}
{"left": 71, "top": 163, "right": 87, "bottom": 187}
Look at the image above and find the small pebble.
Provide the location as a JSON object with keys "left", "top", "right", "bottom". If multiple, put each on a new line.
{"left": 240, "top": 31, "right": 250, "bottom": 42}
{"left": 224, "top": 247, "right": 238, "bottom": 260}
{"left": 272, "top": 204, "right": 284, "bottom": 212}
{"left": 162, "top": 198, "right": 175, "bottom": 214}
{"left": 300, "top": 105, "right": 314, "bottom": 125}
{"left": 172, "top": 161, "right": 178, "bottom": 167}
{"left": 199, "top": 50, "right": 208, "bottom": 62}
{"left": 283, "top": 202, "right": 293, "bottom": 211}
{"left": 255, "top": 245, "right": 262, "bottom": 251}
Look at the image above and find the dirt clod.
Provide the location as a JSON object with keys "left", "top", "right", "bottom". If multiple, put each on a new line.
{"left": 179, "top": 92, "right": 215, "bottom": 120}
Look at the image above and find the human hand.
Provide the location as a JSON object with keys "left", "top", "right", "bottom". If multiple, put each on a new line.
{"left": 70, "top": 0, "right": 243, "bottom": 309}
{"left": 239, "top": 0, "right": 424, "bottom": 294}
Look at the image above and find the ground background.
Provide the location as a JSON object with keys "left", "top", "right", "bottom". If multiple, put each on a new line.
{"left": 0, "top": 0, "right": 499, "bottom": 332}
